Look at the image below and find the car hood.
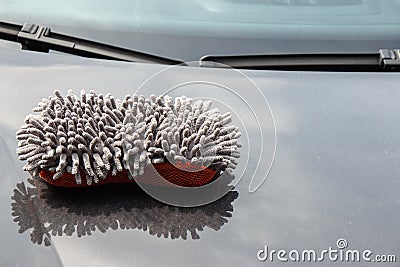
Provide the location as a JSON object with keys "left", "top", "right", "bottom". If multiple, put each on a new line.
{"left": 1, "top": 46, "right": 400, "bottom": 267}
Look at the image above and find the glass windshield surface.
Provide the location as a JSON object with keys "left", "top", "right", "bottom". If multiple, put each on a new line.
{"left": 1, "top": 0, "right": 400, "bottom": 60}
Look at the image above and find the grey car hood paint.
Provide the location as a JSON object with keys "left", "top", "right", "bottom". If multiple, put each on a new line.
{"left": 1, "top": 46, "right": 400, "bottom": 267}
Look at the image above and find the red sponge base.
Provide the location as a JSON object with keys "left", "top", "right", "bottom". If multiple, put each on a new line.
{"left": 39, "top": 162, "right": 217, "bottom": 188}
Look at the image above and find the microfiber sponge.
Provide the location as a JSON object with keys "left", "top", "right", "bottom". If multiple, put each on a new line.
{"left": 16, "top": 90, "right": 241, "bottom": 186}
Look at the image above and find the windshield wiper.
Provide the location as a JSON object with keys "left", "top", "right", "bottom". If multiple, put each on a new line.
{"left": 200, "top": 50, "right": 400, "bottom": 72}
{"left": 1, "top": 21, "right": 399, "bottom": 72}
{"left": 0, "top": 21, "right": 184, "bottom": 65}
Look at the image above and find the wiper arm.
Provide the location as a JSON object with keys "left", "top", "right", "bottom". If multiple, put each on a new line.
{"left": 0, "top": 21, "right": 185, "bottom": 65}
{"left": 201, "top": 50, "right": 400, "bottom": 72}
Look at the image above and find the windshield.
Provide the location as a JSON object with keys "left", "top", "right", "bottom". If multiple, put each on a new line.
{"left": 1, "top": 0, "right": 400, "bottom": 61}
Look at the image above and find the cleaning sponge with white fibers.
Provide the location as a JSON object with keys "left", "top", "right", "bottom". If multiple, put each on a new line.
{"left": 16, "top": 90, "right": 241, "bottom": 186}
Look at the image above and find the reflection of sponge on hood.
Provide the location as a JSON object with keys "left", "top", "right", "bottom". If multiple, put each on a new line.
{"left": 16, "top": 90, "right": 241, "bottom": 187}
{"left": 11, "top": 178, "right": 239, "bottom": 245}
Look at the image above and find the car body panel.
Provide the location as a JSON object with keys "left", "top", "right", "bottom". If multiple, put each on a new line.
{"left": 1, "top": 45, "right": 400, "bottom": 266}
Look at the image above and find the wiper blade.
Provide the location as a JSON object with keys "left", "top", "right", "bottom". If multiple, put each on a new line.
{"left": 201, "top": 50, "right": 400, "bottom": 72}
{"left": 0, "top": 21, "right": 184, "bottom": 65}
